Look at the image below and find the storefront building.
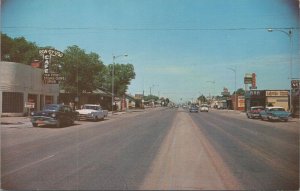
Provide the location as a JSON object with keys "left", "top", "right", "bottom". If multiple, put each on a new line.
{"left": 245, "top": 90, "right": 289, "bottom": 112}
{"left": 0, "top": 61, "right": 59, "bottom": 116}
{"left": 265, "top": 90, "right": 289, "bottom": 111}
{"left": 231, "top": 94, "right": 245, "bottom": 111}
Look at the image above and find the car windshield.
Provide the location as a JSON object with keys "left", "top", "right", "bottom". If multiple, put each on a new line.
{"left": 43, "top": 105, "right": 60, "bottom": 111}
{"left": 251, "top": 107, "right": 264, "bottom": 110}
{"left": 270, "top": 108, "right": 285, "bottom": 112}
{"left": 201, "top": 105, "right": 208, "bottom": 107}
{"left": 84, "top": 105, "right": 99, "bottom": 110}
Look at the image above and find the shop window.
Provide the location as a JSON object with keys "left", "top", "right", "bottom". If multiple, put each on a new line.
{"left": 45, "top": 96, "right": 53, "bottom": 104}
{"left": 2, "top": 92, "right": 24, "bottom": 113}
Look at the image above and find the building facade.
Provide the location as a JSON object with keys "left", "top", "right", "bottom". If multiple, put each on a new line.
{"left": 0, "top": 61, "right": 59, "bottom": 116}
{"left": 245, "top": 90, "right": 289, "bottom": 112}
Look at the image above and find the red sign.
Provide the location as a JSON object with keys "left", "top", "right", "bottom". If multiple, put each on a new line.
{"left": 31, "top": 60, "right": 42, "bottom": 68}
{"left": 251, "top": 73, "right": 257, "bottom": 89}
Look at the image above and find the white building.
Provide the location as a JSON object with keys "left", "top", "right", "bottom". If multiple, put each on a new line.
{"left": 0, "top": 61, "right": 59, "bottom": 116}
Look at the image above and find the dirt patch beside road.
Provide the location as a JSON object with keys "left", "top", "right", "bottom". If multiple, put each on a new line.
{"left": 140, "top": 110, "right": 241, "bottom": 190}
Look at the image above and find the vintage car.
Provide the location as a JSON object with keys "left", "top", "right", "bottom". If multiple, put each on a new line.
{"left": 31, "top": 104, "right": 78, "bottom": 127}
{"left": 76, "top": 104, "right": 108, "bottom": 121}
{"left": 200, "top": 104, "right": 209, "bottom": 112}
{"left": 259, "top": 106, "right": 291, "bottom": 122}
{"left": 246, "top": 106, "right": 264, "bottom": 119}
{"left": 189, "top": 105, "right": 199, "bottom": 113}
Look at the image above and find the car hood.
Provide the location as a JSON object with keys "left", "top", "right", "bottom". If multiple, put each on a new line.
{"left": 271, "top": 111, "right": 290, "bottom": 117}
{"left": 32, "top": 110, "right": 54, "bottom": 117}
{"left": 76, "top": 109, "right": 98, "bottom": 114}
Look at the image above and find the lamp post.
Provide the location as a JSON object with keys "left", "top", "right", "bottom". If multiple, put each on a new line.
{"left": 112, "top": 54, "right": 128, "bottom": 114}
{"left": 227, "top": 67, "right": 237, "bottom": 110}
{"left": 268, "top": 28, "right": 293, "bottom": 111}
{"left": 206, "top": 80, "right": 215, "bottom": 99}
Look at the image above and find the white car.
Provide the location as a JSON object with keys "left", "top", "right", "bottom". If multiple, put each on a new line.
{"left": 200, "top": 104, "right": 209, "bottom": 112}
{"left": 76, "top": 104, "right": 108, "bottom": 121}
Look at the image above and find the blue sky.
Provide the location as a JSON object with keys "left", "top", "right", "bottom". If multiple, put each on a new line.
{"left": 1, "top": 0, "right": 299, "bottom": 102}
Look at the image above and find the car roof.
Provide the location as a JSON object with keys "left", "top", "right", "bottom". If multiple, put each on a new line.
{"left": 266, "top": 106, "right": 284, "bottom": 109}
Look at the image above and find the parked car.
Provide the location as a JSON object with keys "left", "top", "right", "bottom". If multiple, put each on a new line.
{"left": 246, "top": 106, "right": 264, "bottom": 119}
{"left": 189, "top": 105, "right": 199, "bottom": 113}
{"left": 259, "top": 106, "right": 291, "bottom": 122}
{"left": 76, "top": 104, "right": 108, "bottom": 121}
{"left": 200, "top": 104, "right": 209, "bottom": 112}
{"left": 31, "top": 104, "right": 78, "bottom": 127}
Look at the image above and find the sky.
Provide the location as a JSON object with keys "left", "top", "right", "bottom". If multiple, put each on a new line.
{"left": 1, "top": 0, "right": 299, "bottom": 103}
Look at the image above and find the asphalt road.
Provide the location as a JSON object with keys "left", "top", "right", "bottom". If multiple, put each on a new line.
{"left": 1, "top": 107, "right": 299, "bottom": 190}
{"left": 190, "top": 109, "right": 299, "bottom": 190}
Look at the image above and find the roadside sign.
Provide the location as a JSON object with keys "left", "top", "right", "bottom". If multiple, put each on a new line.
{"left": 291, "top": 80, "right": 300, "bottom": 89}
{"left": 25, "top": 102, "right": 35, "bottom": 108}
{"left": 43, "top": 73, "right": 65, "bottom": 84}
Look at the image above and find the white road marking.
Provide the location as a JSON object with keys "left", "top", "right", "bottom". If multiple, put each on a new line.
{"left": 3, "top": 155, "right": 56, "bottom": 176}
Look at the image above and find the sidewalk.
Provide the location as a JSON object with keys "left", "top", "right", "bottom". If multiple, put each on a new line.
{"left": 1, "top": 109, "right": 147, "bottom": 126}
{"left": 1, "top": 116, "right": 31, "bottom": 125}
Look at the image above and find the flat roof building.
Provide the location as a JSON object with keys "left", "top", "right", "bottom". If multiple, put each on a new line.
{"left": 0, "top": 61, "right": 59, "bottom": 116}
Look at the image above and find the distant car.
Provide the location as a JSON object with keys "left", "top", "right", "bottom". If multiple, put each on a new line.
{"left": 76, "top": 104, "right": 108, "bottom": 121}
{"left": 189, "top": 105, "right": 199, "bottom": 113}
{"left": 259, "top": 106, "right": 291, "bottom": 122}
{"left": 200, "top": 104, "right": 209, "bottom": 112}
{"left": 31, "top": 104, "right": 78, "bottom": 127}
{"left": 246, "top": 106, "right": 264, "bottom": 119}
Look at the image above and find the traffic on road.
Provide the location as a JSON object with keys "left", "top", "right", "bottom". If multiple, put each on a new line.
{"left": 1, "top": 106, "right": 299, "bottom": 190}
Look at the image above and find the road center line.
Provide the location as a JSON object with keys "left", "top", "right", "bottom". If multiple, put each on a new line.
{"left": 3, "top": 154, "right": 56, "bottom": 177}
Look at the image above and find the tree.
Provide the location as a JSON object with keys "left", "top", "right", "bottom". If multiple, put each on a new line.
{"left": 60, "top": 45, "right": 104, "bottom": 94}
{"left": 197, "top": 95, "right": 207, "bottom": 103}
{"left": 1, "top": 34, "right": 41, "bottom": 64}
{"left": 144, "top": 95, "right": 159, "bottom": 102}
{"left": 235, "top": 88, "right": 245, "bottom": 95}
{"left": 102, "top": 63, "right": 136, "bottom": 97}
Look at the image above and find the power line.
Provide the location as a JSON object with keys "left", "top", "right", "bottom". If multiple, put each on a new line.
{"left": 2, "top": 26, "right": 299, "bottom": 31}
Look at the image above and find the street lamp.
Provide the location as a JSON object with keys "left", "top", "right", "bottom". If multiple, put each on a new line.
{"left": 227, "top": 67, "right": 237, "bottom": 110}
{"left": 268, "top": 28, "right": 293, "bottom": 111}
{"left": 206, "top": 80, "right": 215, "bottom": 99}
{"left": 112, "top": 54, "right": 128, "bottom": 114}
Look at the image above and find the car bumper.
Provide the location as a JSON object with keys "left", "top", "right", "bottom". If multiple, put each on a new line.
{"left": 251, "top": 114, "right": 260, "bottom": 118}
{"left": 269, "top": 116, "right": 289, "bottom": 120}
{"left": 78, "top": 114, "right": 96, "bottom": 120}
{"left": 31, "top": 117, "right": 58, "bottom": 125}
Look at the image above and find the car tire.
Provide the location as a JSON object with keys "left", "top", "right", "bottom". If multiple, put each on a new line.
{"left": 32, "top": 123, "right": 38, "bottom": 127}
{"left": 94, "top": 116, "right": 98, "bottom": 122}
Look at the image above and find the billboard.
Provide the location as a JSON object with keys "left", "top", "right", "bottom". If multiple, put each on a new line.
{"left": 251, "top": 73, "right": 257, "bottom": 89}
{"left": 291, "top": 80, "right": 300, "bottom": 89}
{"left": 39, "top": 49, "right": 64, "bottom": 84}
{"left": 244, "top": 73, "right": 252, "bottom": 84}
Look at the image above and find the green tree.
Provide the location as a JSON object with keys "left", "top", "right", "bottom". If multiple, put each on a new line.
{"left": 1, "top": 34, "right": 41, "bottom": 64}
{"left": 60, "top": 45, "right": 104, "bottom": 93}
{"left": 197, "top": 94, "right": 207, "bottom": 103}
{"left": 235, "top": 88, "right": 245, "bottom": 95}
{"left": 144, "top": 95, "right": 159, "bottom": 102}
{"left": 102, "top": 63, "right": 136, "bottom": 97}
